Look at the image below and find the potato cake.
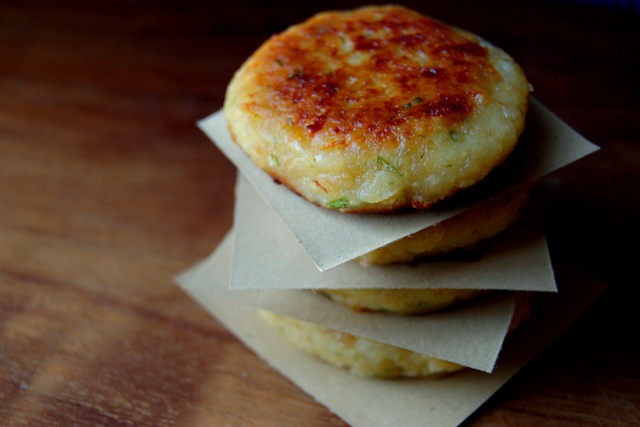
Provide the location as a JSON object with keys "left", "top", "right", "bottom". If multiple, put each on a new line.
{"left": 225, "top": 5, "right": 530, "bottom": 212}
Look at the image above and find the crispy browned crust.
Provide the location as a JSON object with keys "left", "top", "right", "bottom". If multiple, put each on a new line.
{"left": 239, "top": 7, "right": 495, "bottom": 151}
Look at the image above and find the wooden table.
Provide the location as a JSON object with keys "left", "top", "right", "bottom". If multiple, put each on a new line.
{"left": 1, "top": 1, "right": 639, "bottom": 425}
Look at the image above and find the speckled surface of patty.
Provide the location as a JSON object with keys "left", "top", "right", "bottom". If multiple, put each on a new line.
{"left": 258, "top": 310, "right": 464, "bottom": 378}
{"left": 225, "top": 5, "right": 530, "bottom": 212}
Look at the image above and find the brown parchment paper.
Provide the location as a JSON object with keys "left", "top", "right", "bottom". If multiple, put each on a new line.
{"left": 231, "top": 173, "right": 556, "bottom": 292}
{"left": 197, "top": 98, "right": 599, "bottom": 271}
{"left": 177, "top": 254, "right": 606, "bottom": 427}
{"left": 177, "top": 232, "right": 516, "bottom": 372}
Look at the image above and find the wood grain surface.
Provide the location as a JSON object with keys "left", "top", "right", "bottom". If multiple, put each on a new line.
{"left": 1, "top": 1, "right": 639, "bottom": 426}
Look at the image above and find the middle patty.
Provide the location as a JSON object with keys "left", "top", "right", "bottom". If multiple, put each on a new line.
{"left": 320, "top": 184, "right": 532, "bottom": 314}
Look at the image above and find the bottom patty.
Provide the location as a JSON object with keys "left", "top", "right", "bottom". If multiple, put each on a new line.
{"left": 258, "top": 310, "right": 465, "bottom": 378}
{"left": 258, "top": 293, "right": 530, "bottom": 378}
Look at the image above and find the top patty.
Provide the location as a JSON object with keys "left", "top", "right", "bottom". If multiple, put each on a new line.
{"left": 225, "top": 5, "right": 530, "bottom": 212}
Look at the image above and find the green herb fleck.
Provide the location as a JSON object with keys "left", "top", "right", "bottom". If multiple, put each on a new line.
{"left": 275, "top": 58, "right": 284, "bottom": 66}
{"left": 449, "top": 130, "right": 460, "bottom": 141}
{"left": 446, "top": 164, "right": 453, "bottom": 168}
{"left": 279, "top": 326, "right": 286, "bottom": 338}
{"left": 327, "top": 198, "right": 348, "bottom": 209}
{"left": 404, "top": 97, "right": 424, "bottom": 108}
{"left": 270, "top": 154, "right": 280, "bottom": 167}
{"left": 376, "top": 156, "right": 402, "bottom": 176}
{"left": 288, "top": 69, "right": 302, "bottom": 79}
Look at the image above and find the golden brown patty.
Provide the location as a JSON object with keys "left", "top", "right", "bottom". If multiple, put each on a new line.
{"left": 356, "top": 184, "right": 532, "bottom": 266}
{"left": 258, "top": 310, "right": 465, "bottom": 378}
{"left": 225, "top": 5, "right": 530, "bottom": 212}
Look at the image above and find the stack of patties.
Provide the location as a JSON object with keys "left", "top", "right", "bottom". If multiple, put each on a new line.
{"left": 223, "top": 5, "right": 533, "bottom": 378}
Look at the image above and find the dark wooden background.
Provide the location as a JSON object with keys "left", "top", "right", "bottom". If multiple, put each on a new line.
{"left": 1, "top": 1, "right": 639, "bottom": 425}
